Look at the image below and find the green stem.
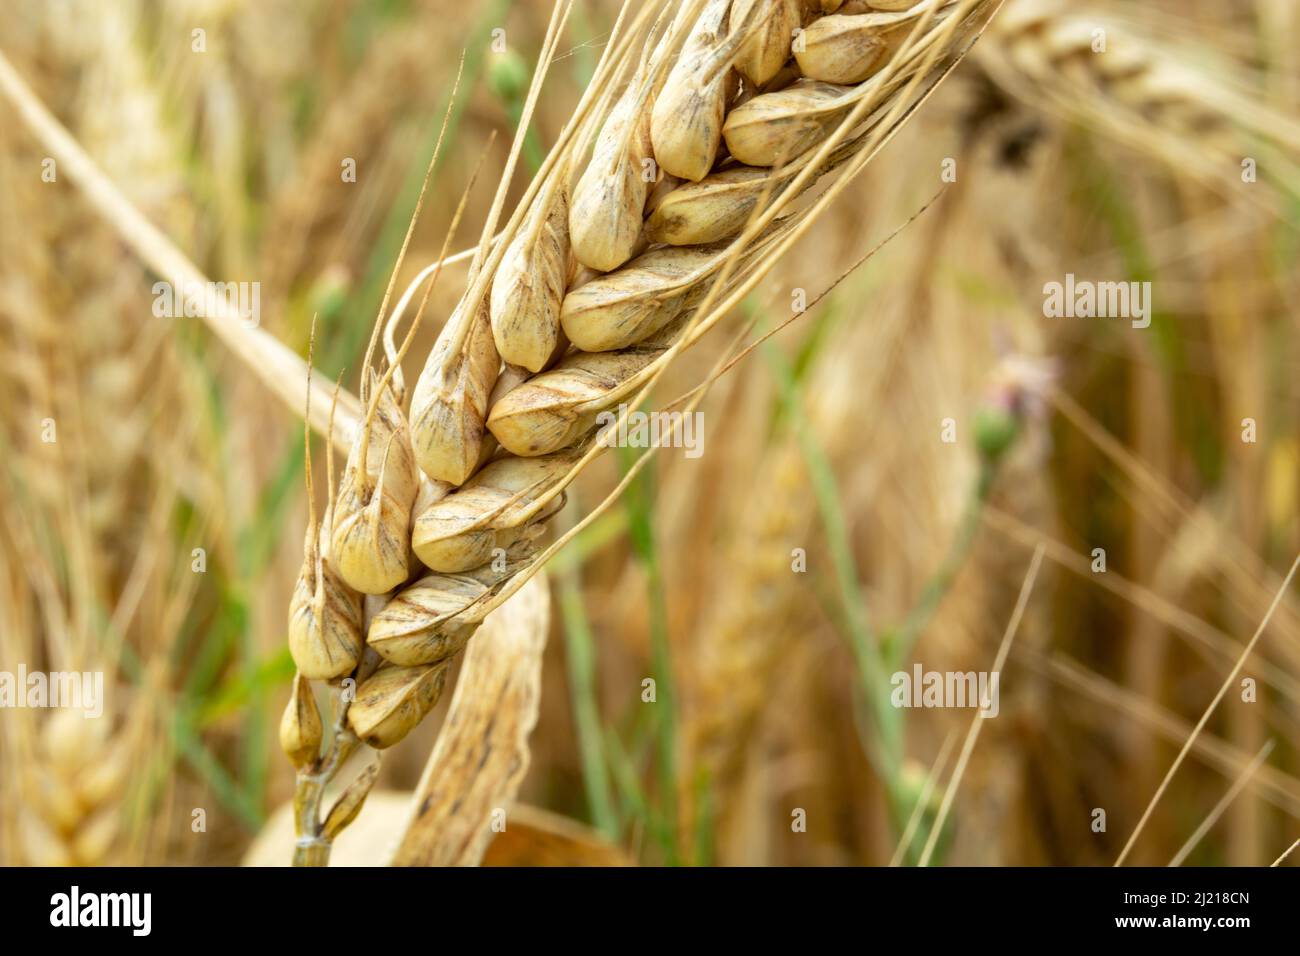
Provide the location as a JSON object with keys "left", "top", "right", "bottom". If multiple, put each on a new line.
{"left": 892, "top": 463, "right": 994, "bottom": 666}
{"left": 558, "top": 564, "right": 620, "bottom": 840}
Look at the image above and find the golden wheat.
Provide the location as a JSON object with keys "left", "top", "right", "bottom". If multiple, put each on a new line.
{"left": 278, "top": 0, "right": 994, "bottom": 864}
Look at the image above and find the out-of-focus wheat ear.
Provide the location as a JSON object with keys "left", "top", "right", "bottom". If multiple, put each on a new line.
{"left": 17, "top": 807, "right": 74, "bottom": 866}
{"left": 347, "top": 662, "right": 452, "bottom": 750}
{"left": 20, "top": 711, "right": 128, "bottom": 865}
{"left": 487, "top": 346, "right": 667, "bottom": 457}
{"left": 490, "top": 186, "right": 571, "bottom": 373}
{"left": 411, "top": 453, "right": 575, "bottom": 573}
{"left": 279, "top": 673, "right": 324, "bottom": 770}
{"left": 0, "top": 49, "right": 365, "bottom": 452}
{"left": 650, "top": 0, "right": 754, "bottom": 183}
{"left": 367, "top": 535, "right": 540, "bottom": 666}
{"left": 733, "top": 0, "right": 804, "bottom": 87}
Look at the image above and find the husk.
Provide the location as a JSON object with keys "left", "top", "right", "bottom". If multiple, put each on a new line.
{"left": 649, "top": 0, "right": 737, "bottom": 182}
{"left": 279, "top": 673, "right": 324, "bottom": 769}
{"left": 569, "top": 78, "right": 655, "bottom": 272}
{"left": 795, "top": 14, "right": 889, "bottom": 84}
{"left": 411, "top": 453, "right": 573, "bottom": 573}
{"left": 409, "top": 295, "right": 502, "bottom": 485}
{"left": 490, "top": 189, "right": 573, "bottom": 373}
{"left": 487, "top": 347, "right": 666, "bottom": 457}
{"left": 288, "top": 517, "right": 365, "bottom": 680}
{"left": 347, "top": 662, "right": 451, "bottom": 750}
{"left": 559, "top": 243, "right": 721, "bottom": 352}
{"left": 645, "top": 164, "right": 787, "bottom": 245}
{"left": 721, "top": 78, "right": 853, "bottom": 166}
{"left": 733, "top": 0, "right": 804, "bottom": 87}
{"left": 367, "top": 536, "right": 540, "bottom": 666}
{"left": 330, "top": 371, "right": 421, "bottom": 593}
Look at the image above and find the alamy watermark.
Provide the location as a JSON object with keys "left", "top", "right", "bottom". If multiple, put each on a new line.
{"left": 50, "top": 886, "right": 151, "bottom": 936}
{"left": 152, "top": 278, "right": 260, "bottom": 327}
{"left": 595, "top": 405, "right": 705, "bottom": 459}
{"left": 0, "top": 666, "right": 104, "bottom": 717}
{"left": 1043, "top": 273, "right": 1151, "bottom": 329}
{"left": 890, "top": 664, "right": 1000, "bottom": 718}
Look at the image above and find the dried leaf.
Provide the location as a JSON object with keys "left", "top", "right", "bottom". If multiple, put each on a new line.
{"left": 390, "top": 572, "right": 551, "bottom": 866}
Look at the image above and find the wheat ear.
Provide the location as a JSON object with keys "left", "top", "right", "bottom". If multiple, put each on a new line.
{"left": 978, "top": 0, "right": 1300, "bottom": 200}
{"left": 267, "top": 0, "right": 998, "bottom": 865}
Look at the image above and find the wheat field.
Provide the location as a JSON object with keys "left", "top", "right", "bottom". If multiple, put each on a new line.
{"left": 0, "top": 0, "right": 1297, "bottom": 870}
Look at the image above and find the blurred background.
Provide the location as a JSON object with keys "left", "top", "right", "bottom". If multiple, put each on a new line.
{"left": 1, "top": 0, "right": 1298, "bottom": 866}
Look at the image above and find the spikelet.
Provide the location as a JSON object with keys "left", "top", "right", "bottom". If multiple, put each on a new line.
{"left": 290, "top": 327, "right": 366, "bottom": 678}
{"left": 649, "top": 0, "right": 740, "bottom": 183}
{"left": 487, "top": 347, "right": 666, "bottom": 456}
{"left": 864, "top": 0, "right": 915, "bottom": 10}
{"left": 347, "top": 662, "right": 451, "bottom": 750}
{"left": 331, "top": 369, "right": 421, "bottom": 593}
{"left": 411, "top": 453, "right": 572, "bottom": 573}
{"left": 409, "top": 295, "right": 502, "bottom": 485}
{"left": 279, "top": 673, "right": 324, "bottom": 769}
{"left": 795, "top": 14, "right": 889, "bottom": 83}
{"left": 645, "top": 164, "right": 787, "bottom": 245}
{"left": 569, "top": 76, "right": 655, "bottom": 271}
{"left": 490, "top": 188, "right": 573, "bottom": 373}
{"left": 288, "top": 515, "right": 366, "bottom": 679}
{"left": 366, "top": 538, "right": 538, "bottom": 666}
{"left": 321, "top": 762, "right": 379, "bottom": 839}
{"left": 733, "top": 0, "right": 804, "bottom": 87}
{"left": 559, "top": 244, "right": 720, "bottom": 352}
{"left": 722, "top": 78, "right": 852, "bottom": 166}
